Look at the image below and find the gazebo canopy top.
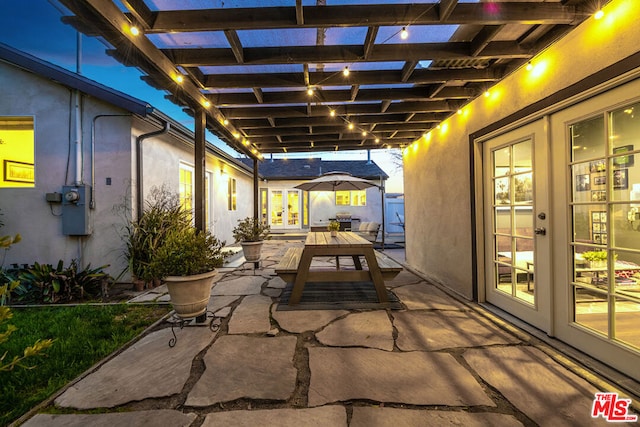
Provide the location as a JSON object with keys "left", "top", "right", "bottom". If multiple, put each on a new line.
{"left": 59, "top": 0, "right": 603, "bottom": 159}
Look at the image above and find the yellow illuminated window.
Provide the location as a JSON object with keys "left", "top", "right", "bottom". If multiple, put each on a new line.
{"left": 335, "top": 190, "right": 366, "bottom": 206}
{"left": 228, "top": 178, "right": 237, "bottom": 211}
{"left": 0, "top": 117, "right": 35, "bottom": 188}
{"left": 179, "top": 164, "right": 193, "bottom": 220}
{"left": 336, "top": 191, "right": 350, "bottom": 205}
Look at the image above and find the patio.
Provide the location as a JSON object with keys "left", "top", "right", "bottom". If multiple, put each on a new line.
{"left": 19, "top": 241, "right": 624, "bottom": 426}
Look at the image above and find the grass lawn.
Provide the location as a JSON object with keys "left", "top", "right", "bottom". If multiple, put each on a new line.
{"left": 0, "top": 304, "right": 171, "bottom": 425}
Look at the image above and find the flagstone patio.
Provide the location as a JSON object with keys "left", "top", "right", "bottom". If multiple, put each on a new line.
{"left": 20, "top": 241, "right": 636, "bottom": 426}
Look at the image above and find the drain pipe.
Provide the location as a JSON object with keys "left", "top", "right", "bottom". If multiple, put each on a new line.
{"left": 136, "top": 121, "right": 170, "bottom": 221}
{"left": 73, "top": 32, "right": 83, "bottom": 185}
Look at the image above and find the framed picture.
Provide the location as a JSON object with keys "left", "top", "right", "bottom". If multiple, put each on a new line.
{"left": 592, "top": 174, "right": 606, "bottom": 187}
{"left": 590, "top": 210, "right": 607, "bottom": 244}
{"left": 3, "top": 160, "right": 34, "bottom": 183}
{"left": 613, "top": 168, "right": 628, "bottom": 190}
{"left": 575, "top": 174, "right": 590, "bottom": 191}
{"left": 613, "top": 145, "right": 634, "bottom": 167}
{"left": 590, "top": 160, "right": 606, "bottom": 173}
{"left": 591, "top": 190, "right": 606, "bottom": 202}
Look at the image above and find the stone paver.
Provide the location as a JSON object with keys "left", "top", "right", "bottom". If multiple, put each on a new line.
{"left": 17, "top": 239, "right": 635, "bottom": 427}
{"left": 350, "top": 407, "right": 524, "bottom": 427}
{"left": 22, "top": 410, "right": 197, "bottom": 427}
{"left": 464, "top": 346, "right": 606, "bottom": 426}
{"left": 228, "top": 294, "right": 273, "bottom": 334}
{"left": 211, "top": 275, "right": 265, "bottom": 295}
{"left": 186, "top": 335, "right": 297, "bottom": 406}
{"left": 307, "top": 347, "right": 495, "bottom": 407}
{"left": 316, "top": 311, "right": 394, "bottom": 351}
{"left": 272, "top": 307, "right": 349, "bottom": 333}
{"left": 55, "top": 328, "right": 214, "bottom": 409}
{"left": 201, "top": 406, "right": 347, "bottom": 426}
{"left": 393, "top": 283, "right": 467, "bottom": 310}
{"left": 394, "top": 310, "right": 520, "bottom": 351}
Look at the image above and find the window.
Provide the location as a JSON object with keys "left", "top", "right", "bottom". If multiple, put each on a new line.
{"left": 0, "top": 117, "right": 35, "bottom": 188}
{"left": 335, "top": 190, "right": 366, "bottom": 206}
{"left": 228, "top": 177, "right": 237, "bottom": 211}
{"left": 179, "top": 164, "right": 193, "bottom": 219}
{"left": 179, "top": 163, "right": 212, "bottom": 227}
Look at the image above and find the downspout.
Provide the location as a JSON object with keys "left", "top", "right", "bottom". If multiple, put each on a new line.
{"left": 74, "top": 32, "right": 83, "bottom": 185}
{"left": 136, "top": 121, "right": 170, "bottom": 221}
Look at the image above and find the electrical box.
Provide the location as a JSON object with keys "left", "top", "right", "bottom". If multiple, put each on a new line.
{"left": 62, "top": 185, "right": 91, "bottom": 236}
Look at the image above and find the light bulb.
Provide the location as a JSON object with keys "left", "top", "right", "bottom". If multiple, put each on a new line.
{"left": 594, "top": 9, "right": 604, "bottom": 20}
{"left": 343, "top": 67, "right": 350, "bottom": 76}
{"left": 400, "top": 27, "right": 408, "bottom": 40}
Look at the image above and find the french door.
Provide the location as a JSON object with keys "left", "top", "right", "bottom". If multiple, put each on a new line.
{"left": 483, "top": 120, "right": 552, "bottom": 331}
{"left": 269, "top": 189, "right": 301, "bottom": 229}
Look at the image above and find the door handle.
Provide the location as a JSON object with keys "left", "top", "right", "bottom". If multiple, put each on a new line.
{"left": 534, "top": 227, "right": 546, "bottom": 235}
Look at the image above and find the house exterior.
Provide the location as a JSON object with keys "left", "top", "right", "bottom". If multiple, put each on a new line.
{"left": 0, "top": 44, "right": 254, "bottom": 279}
{"left": 404, "top": 0, "right": 640, "bottom": 382}
{"left": 240, "top": 157, "right": 389, "bottom": 232}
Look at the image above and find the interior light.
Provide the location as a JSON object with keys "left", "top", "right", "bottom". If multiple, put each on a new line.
{"left": 526, "top": 61, "right": 533, "bottom": 71}
{"left": 130, "top": 26, "right": 140, "bottom": 36}
{"left": 343, "top": 66, "right": 350, "bottom": 76}
{"left": 594, "top": 9, "right": 605, "bottom": 20}
{"left": 400, "top": 27, "right": 409, "bottom": 40}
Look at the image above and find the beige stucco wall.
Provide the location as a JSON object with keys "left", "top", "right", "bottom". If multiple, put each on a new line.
{"left": 403, "top": 0, "right": 640, "bottom": 299}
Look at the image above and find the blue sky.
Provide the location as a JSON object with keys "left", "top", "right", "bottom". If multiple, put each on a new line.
{"left": 0, "top": 0, "right": 405, "bottom": 191}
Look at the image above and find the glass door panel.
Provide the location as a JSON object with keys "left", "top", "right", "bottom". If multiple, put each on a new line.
{"left": 270, "top": 190, "right": 283, "bottom": 227}
{"left": 569, "top": 103, "right": 640, "bottom": 353}
{"left": 286, "top": 190, "right": 300, "bottom": 228}
{"left": 483, "top": 119, "right": 550, "bottom": 331}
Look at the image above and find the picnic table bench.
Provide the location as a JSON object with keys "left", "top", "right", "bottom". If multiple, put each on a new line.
{"left": 275, "top": 232, "right": 402, "bottom": 305}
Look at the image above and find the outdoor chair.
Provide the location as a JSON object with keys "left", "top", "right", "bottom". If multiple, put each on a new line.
{"left": 355, "top": 222, "right": 381, "bottom": 243}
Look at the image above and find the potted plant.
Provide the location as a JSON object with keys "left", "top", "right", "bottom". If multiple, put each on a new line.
{"left": 582, "top": 250, "right": 608, "bottom": 269}
{"left": 152, "top": 227, "right": 228, "bottom": 319}
{"left": 232, "top": 217, "right": 270, "bottom": 262}
{"left": 328, "top": 220, "right": 341, "bottom": 237}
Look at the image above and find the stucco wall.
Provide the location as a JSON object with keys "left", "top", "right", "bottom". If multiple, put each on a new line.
{"left": 403, "top": 0, "right": 640, "bottom": 299}
{"left": 0, "top": 60, "right": 254, "bottom": 281}
{"left": 0, "top": 60, "right": 133, "bottom": 277}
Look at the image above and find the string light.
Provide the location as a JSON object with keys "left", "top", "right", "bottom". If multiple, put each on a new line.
{"left": 174, "top": 74, "right": 184, "bottom": 83}
{"left": 307, "top": 87, "right": 314, "bottom": 96}
{"left": 526, "top": 61, "right": 533, "bottom": 71}
{"left": 343, "top": 66, "right": 350, "bottom": 76}
{"left": 400, "top": 27, "right": 409, "bottom": 40}
{"left": 130, "top": 26, "right": 140, "bottom": 36}
{"left": 594, "top": 9, "right": 605, "bottom": 20}
{"left": 348, "top": 123, "right": 354, "bottom": 130}
{"left": 329, "top": 109, "right": 336, "bottom": 117}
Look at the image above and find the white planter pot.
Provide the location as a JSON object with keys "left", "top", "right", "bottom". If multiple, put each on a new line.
{"left": 164, "top": 270, "right": 216, "bottom": 319}
{"left": 241, "top": 240, "right": 264, "bottom": 262}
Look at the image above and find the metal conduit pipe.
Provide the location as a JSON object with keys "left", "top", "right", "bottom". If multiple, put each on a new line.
{"left": 136, "top": 121, "right": 170, "bottom": 221}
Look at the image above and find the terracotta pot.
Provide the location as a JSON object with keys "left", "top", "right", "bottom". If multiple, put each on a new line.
{"left": 241, "top": 240, "right": 264, "bottom": 262}
{"left": 132, "top": 278, "right": 145, "bottom": 292}
{"left": 164, "top": 270, "right": 217, "bottom": 319}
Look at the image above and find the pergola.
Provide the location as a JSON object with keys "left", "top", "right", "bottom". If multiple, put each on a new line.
{"left": 57, "top": 0, "right": 601, "bottom": 229}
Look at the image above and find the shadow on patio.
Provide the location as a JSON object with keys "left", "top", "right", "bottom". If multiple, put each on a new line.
{"left": 20, "top": 240, "right": 636, "bottom": 426}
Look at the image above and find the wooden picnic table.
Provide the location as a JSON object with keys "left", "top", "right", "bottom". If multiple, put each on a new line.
{"left": 276, "top": 231, "right": 401, "bottom": 305}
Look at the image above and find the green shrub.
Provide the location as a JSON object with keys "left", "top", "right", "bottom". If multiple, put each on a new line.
{"left": 152, "top": 227, "right": 227, "bottom": 277}
{"left": 232, "top": 217, "right": 271, "bottom": 242}
{"left": 13, "top": 261, "right": 111, "bottom": 304}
